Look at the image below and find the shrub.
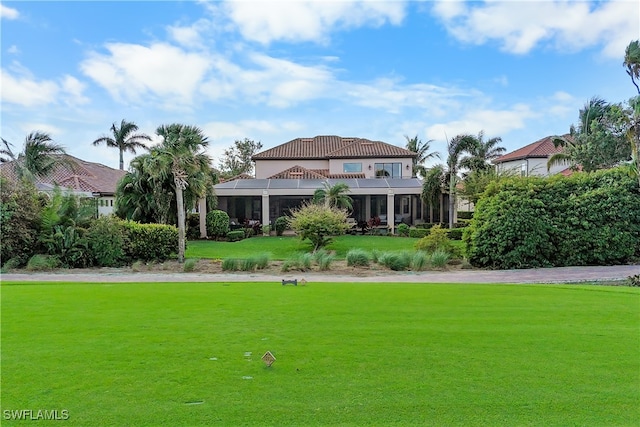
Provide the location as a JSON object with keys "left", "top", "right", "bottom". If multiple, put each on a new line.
{"left": 457, "top": 211, "right": 474, "bottom": 220}
{"left": 206, "top": 210, "right": 230, "bottom": 239}
{"left": 26, "top": 254, "right": 60, "bottom": 271}
{"left": 241, "top": 258, "right": 258, "bottom": 271}
{"left": 415, "top": 225, "right": 455, "bottom": 254}
{"left": 186, "top": 213, "right": 201, "bottom": 239}
{"left": 244, "top": 227, "right": 255, "bottom": 238}
{"left": 0, "top": 257, "right": 21, "bottom": 273}
{"left": 378, "top": 252, "right": 410, "bottom": 271}
{"left": 221, "top": 258, "right": 239, "bottom": 271}
{"left": 288, "top": 203, "right": 350, "bottom": 251}
{"left": 465, "top": 168, "right": 640, "bottom": 269}
{"left": 446, "top": 228, "right": 465, "bottom": 241}
{"left": 627, "top": 275, "right": 640, "bottom": 287}
{"left": 314, "top": 249, "right": 334, "bottom": 271}
{"left": 86, "top": 215, "right": 126, "bottom": 267}
{"left": 346, "top": 249, "right": 371, "bottom": 267}
{"left": 396, "top": 223, "right": 410, "bottom": 237}
{"left": 430, "top": 250, "right": 450, "bottom": 269}
{"left": 371, "top": 249, "right": 381, "bottom": 263}
{"left": 0, "top": 178, "right": 42, "bottom": 267}
{"left": 253, "top": 253, "right": 270, "bottom": 269}
{"left": 183, "top": 258, "right": 198, "bottom": 272}
{"left": 261, "top": 225, "right": 271, "bottom": 235}
{"left": 411, "top": 251, "right": 429, "bottom": 271}
{"left": 275, "top": 216, "right": 288, "bottom": 236}
{"left": 409, "top": 228, "right": 429, "bottom": 238}
{"left": 226, "top": 230, "right": 245, "bottom": 242}
{"left": 42, "top": 225, "right": 91, "bottom": 268}
{"left": 121, "top": 221, "right": 178, "bottom": 262}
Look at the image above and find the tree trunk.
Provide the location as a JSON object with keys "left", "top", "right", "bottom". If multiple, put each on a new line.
{"left": 119, "top": 149, "right": 124, "bottom": 170}
{"left": 175, "top": 179, "right": 186, "bottom": 263}
{"left": 448, "top": 172, "right": 455, "bottom": 229}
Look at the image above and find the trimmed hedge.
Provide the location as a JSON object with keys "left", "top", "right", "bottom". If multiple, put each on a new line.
{"left": 275, "top": 216, "right": 288, "bottom": 236}
{"left": 206, "top": 210, "right": 230, "bottom": 239}
{"left": 121, "top": 221, "right": 179, "bottom": 262}
{"left": 409, "top": 228, "right": 429, "bottom": 238}
{"left": 457, "top": 211, "right": 474, "bottom": 220}
{"left": 446, "top": 228, "right": 465, "bottom": 240}
{"left": 465, "top": 168, "right": 640, "bottom": 269}
{"left": 227, "top": 230, "right": 245, "bottom": 242}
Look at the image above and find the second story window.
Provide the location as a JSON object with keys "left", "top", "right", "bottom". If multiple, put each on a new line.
{"left": 343, "top": 162, "right": 362, "bottom": 173}
{"left": 374, "top": 162, "right": 402, "bottom": 178}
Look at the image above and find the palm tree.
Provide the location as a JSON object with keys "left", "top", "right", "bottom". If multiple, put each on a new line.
{"left": 312, "top": 182, "right": 353, "bottom": 210}
{"left": 624, "top": 40, "right": 640, "bottom": 94}
{"left": 1, "top": 132, "right": 68, "bottom": 181}
{"left": 147, "top": 124, "right": 212, "bottom": 263}
{"left": 92, "top": 119, "right": 151, "bottom": 170}
{"left": 460, "top": 131, "right": 505, "bottom": 173}
{"left": 421, "top": 134, "right": 476, "bottom": 228}
{"left": 548, "top": 97, "right": 611, "bottom": 172}
{"left": 404, "top": 135, "right": 440, "bottom": 178}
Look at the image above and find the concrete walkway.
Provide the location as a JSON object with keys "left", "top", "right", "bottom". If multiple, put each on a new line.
{"left": 2, "top": 264, "right": 639, "bottom": 284}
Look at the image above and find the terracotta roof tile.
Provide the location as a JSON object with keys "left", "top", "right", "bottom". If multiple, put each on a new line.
{"left": 0, "top": 154, "right": 126, "bottom": 194}
{"left": 220, "top": 173, "right": 253, "bottom": 183}
{"left": 268, "top": 165, "right": 329, "bottom": 179}
{"left": 494, "top": 135, "right": 569, "bottom": 163}
{"left": 253, "top": 135, "right": 416, "bottom": 160}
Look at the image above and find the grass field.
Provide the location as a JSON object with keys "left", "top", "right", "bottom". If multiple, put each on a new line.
{"left": 2, "top": 281, "right": 639, "bottom": 426}
{"left": 186, "top": 235, "right": 461, "bottom": 260}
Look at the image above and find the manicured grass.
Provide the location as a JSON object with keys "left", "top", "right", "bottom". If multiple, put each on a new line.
{"left": 2, "top": 281, "right": 639, "bottom": 426}
{"left": 186, "top": 235, "right": 433, "bottom": 260}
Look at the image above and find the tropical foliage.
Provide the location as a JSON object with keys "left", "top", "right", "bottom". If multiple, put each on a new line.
{"left": 92, "top": 119, "right": 151, "bottom": 170}
{"left": 624, "top": 39, "right": 640, "bottom": 94}
{"left": 218, "top": 138, "right": 263, "bottom": 178}
{"left": 1, "top": 132, "right": 69, "bottom": 181}
{"left": 312, "top": 182, "right": 353, "bottom": 209}
{"left": 460, "top": 131, "right": 505, "bottom": 173}
{"left": 289, "top": 202, "right": 350, "bottom": 251}
{"left": 405, "top": 135, "right": 439, "bottom": 178}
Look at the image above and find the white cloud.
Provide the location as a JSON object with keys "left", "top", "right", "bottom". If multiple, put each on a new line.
{"left": 425, "top": 104, "right": 536, "bottom": 141}
{"left": 20, "top": 122, "right": 63, "bottom": 136}
{"left": 167, "top": 19, "right": 212, "bottom": 48}
{"left": 61, "top": 75, "right": 90, "bottom": 105}
{"left": 0, "top": 4, "right": 19, "bottom": 20}
{"left": 1, "top": 68, "right": 59, "bottom": 107}
{"left": 80, "top": 42, "right": 212, "bottom": 106}
{"left": 432, "top": 0, "right": 639, "bottom": 58}
{"left": 222, "top": 0, "right": 406, "bottom": 44}
{"left": 7, "top": 45, "right": 20, "bottom": 54}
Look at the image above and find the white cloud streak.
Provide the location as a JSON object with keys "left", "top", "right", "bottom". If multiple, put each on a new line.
{"left": 222, "top": 0, "right": 406, "bottom": 44}
{"left": 0, "top": 4, "right": 19, "bottom": 20}
{"left": 432, "top": 0, "right": 639, "bottom": 58}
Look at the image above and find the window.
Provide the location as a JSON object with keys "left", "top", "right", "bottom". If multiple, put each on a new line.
{"left": 374, "top": 162, "right": 402, "bottom": 178}
{"left": 343, "top": 162, "right": 362, "bottom": 173}
{"left": 520, "top": 162, "right": 527, "bottom": 177}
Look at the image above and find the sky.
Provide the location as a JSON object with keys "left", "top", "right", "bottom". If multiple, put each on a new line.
{"left": 1, "top": 0, "right": 639, "bottom": 171}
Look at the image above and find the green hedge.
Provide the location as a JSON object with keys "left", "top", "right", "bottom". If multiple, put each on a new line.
{"left": 121, "top": 221, "right": 179, "bottom": 262}
{"left": 206, "top": 210, "right": 230, "bottom": 239}
{"left": 457, "top": 211, "right": 474, "bottom": 220}
{"left": 227, "top": 230, "right": 245, "bottom": 242}
{"left": 409, "top": 228, "right": 429, "bottom": 238}
{"left": 446, "top": 228, "right": 465, "bottom": 240}
{"left": 465, "top": 168, "right": 640, "bottom": 269}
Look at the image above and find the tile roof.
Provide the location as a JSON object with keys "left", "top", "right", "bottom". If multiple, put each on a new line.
{"left": 219, "top": 173, "right": 254, "bottom": 183}
{"left": 252, "top": 135, "right": 417, "bottom": 160}
{"left": 267, "top": 165, "right": 366, "bottom": 179}
{"left": 0, "top": 154, "right": 126, "bottom": 194}
{"left": 493, "top": 135, "right": 569, "bottom": 163}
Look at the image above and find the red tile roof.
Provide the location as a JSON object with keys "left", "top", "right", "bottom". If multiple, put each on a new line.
{"left": 267, "top": 165, "right": 365, "bottom": 179}
{"left": 494, "top": 135, "right": 569, "bottom": 164}
{"left": 0, "top": 154, "right": 126, "bottom": 194}
{"left": 252, "top": 135, "right": 416, "bottom": 160}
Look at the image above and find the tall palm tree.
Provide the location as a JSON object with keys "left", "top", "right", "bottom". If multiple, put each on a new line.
{"left": 548, "top": 97, "right": 610, "bottom": 172}
{"left": 312, "top": 182, "right": 353, "bottom": 210}
{"left": 147, "top": 124, "right": 212, "bottom": 263}
{"left": 1, "top": 132, "right": 68, "bottom": 181}
{"left": 460, "top": 131, "right": 505, "bottom": 173}
{"left": 404, "top": 135, "right": 440, "bottom": 178}
{"left": 624, "top": 40, "right": 640, "bottom": 94}
{"left": 92, "top": 119, "right": 151, "bottom": 170}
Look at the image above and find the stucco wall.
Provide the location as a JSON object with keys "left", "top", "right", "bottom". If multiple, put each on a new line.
{"left": 255, "top": 160, "right": 329, "bottom": 178}
{"left": 328, "top": 157, "right": 414, "bottom": 178}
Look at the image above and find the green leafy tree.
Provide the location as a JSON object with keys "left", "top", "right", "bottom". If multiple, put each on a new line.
{"left": 460, "top": 131, "right": 505, "bottom": 173}
{"left": 405, "top": 135, "right": 440, "bottom": 178}
{"left": 289, "top": 202, "right": 350, "bottom": 251}
{"left": 624, "top": 39, "right": 640, "bottom": 94}
{"left": 1, "top": 132, "right": 68, "bottom": 181}
{"left": 92, "top": 119, "right": 151, "bottom": 170}
{"left": 312, "top": 182, "right": 353, "bottom": 209}
{"left": 115, "top": 153, "right": 168, "bottom": 223}
{"left": 549, "top": 97, "right": 631, "bottom": 172}
{"left": 219, "top": 138, "right": 263, "bottom": 178}
{"left": 459, "top": 168, "right": 517, "bottom": 206}
{"left": 146, "top": 124, "right": 213, "bottom": 263}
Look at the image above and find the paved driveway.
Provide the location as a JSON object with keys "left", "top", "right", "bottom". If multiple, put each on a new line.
{"left": 2, "top": 265, "right": 639, "bottom": 284}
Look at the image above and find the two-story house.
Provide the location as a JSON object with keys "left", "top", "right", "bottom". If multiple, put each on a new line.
{"left": 214, "top": 135, "right": 447, "bottom": 233}
{"left": 493, "top": 135, "right": 572, "bottom": 177}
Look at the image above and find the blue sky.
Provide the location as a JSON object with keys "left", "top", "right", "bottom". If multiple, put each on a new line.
{"left": 1, "top": 0, "right": 638, "bottom": 171}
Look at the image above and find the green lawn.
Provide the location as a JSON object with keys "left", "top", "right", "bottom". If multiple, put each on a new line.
{"left": 2, "top": 281, "right": 638, "bottom": 426}
{"left": 186, "top": 235, "right": 457, "bottom": 260}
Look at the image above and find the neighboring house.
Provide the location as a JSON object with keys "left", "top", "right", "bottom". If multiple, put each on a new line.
{"left": 213, "top": 135, "right": 450, "bottom": 233}
{"left": 493, "top": 135, "right": 572, "bottom": 177}
{"left": 0, "top": 154, "right": 126, "bottom": 216}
